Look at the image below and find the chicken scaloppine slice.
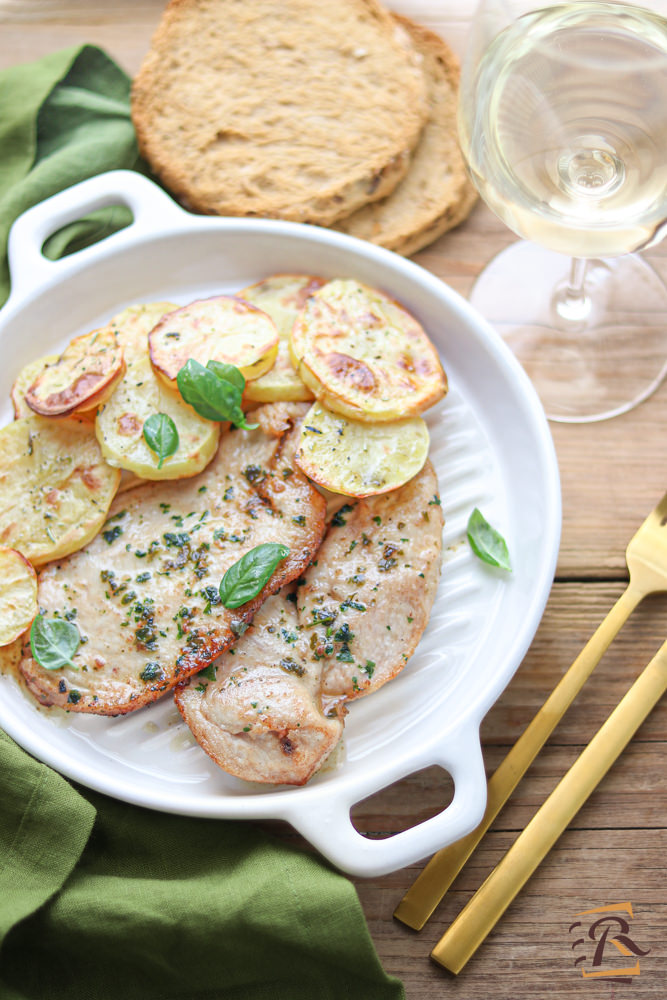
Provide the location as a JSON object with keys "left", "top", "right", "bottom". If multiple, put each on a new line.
{"left": 175, "top": 592, "right": 345, "bottom": 786}
{"left": 175, "top": 461, "right": 442, "bottom": 784}
{"left": 299, "top": 460, "right": 443, "bottom": 703}
{"left": 20, "top": 404, "right": 326, "bottom": 714}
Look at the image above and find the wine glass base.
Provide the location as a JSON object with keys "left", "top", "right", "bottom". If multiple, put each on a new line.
{"left": 469, "top": 242, "right": 667, "bottom": 422}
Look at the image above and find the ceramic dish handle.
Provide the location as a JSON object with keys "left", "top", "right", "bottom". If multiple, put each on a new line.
{"left": 285, "top": 723, "right": 487, "bottom": 878}
{"left": 6, "top": 170, "right": 188, "bottom": 303}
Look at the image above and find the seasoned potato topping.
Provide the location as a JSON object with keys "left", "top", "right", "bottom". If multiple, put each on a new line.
{"left": 109, "top": 302, "right": 181, "bottom": 359}
{"left": 95, "top": 353, "right": 220, "bottom": 480}
{"left": 25, "top": 328, "right": 126, "bottom": 417}
{"left": 290, "top": 279, "right": 447, "bottom": 421}
{"left": 95, "top": 300, "right": 220, "bottom": 480}
{"left": 295, "top": 402, "right": 429, "bottom": 497}
{"left": 0, "top": 547, "right": 38, "bottom": 645}
{"left": 239, "top": 274, "right": 324, "bottom": 403}
{"left": 148, "top": 295, "right": 280, "bottom": 386}
{"left": 0, "top": 415, "right": 120, "bottom": 566}
{"left": 11, "top": 353, "right": 59, "bottom": 419}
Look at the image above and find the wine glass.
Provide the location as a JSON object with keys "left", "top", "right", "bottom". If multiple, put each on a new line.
{"left": 458, "top": 0, "right": 667, "bottom": 422}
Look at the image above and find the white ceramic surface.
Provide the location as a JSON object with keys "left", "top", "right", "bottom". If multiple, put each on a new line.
{"left": 0, "top": 171, "right": 561, "bottom": 877}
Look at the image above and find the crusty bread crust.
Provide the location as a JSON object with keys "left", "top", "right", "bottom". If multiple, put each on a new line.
{"left": 334, "top": 15, "right": 477, "bottom": 254}
{"left": 131, "top": 0, "right": 429, "bottom": 225}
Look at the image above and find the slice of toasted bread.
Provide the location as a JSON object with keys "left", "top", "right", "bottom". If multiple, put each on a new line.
{"left": 131, "top": 0, "right": 428, "bottom": 225}
{"left": 334, "top": 15, "right": 477, "bottom": 254}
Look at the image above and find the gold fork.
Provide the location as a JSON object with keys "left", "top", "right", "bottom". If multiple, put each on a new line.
{"left": 395, "top": 491, "right": 667, "bottom": 931}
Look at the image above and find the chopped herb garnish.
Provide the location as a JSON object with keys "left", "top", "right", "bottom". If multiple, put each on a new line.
{"left": 340, "top": 598, "right": 366, "bottom": 612}
{"left": 140, "top": 662, "right": 165, "bottom": 682}
{"left": 102, "top": 525, "right": 123, "bottom": 545}
{"left": 363, "top": 660, "right": 376, "bottom": 678}
{"left": 243, "top": 464, "right": 265, "bottom": 484}
{"left": 163, "top": 531, "right": 190, "bottom": 548}
{"left": 331, "top": 504, "right": 354, "bottom": 527}
{"left": 333, "top": 622, "right": 354, "bottom": 644}
{"left": 279, "top": 657, "right": 306, "bottom": 677}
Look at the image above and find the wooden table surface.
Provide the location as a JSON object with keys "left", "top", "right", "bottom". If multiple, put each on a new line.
{"left": 2, "top": 2, "right": 666, "bottom": 996}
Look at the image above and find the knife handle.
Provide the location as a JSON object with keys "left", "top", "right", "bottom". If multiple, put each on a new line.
{"left": 430, "top": 638, "right": 667, "bottom": 974}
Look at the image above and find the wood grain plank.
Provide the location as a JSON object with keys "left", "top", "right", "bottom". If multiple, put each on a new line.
{"left": 354, "top": 831, "right": 666, "bottom": 998}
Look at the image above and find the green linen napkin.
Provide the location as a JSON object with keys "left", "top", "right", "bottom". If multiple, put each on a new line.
{"left": 0, "top": 732, "right": 403, "bottom": 1000}
{"left": 0, "top": 44, "right": 141, "bottom": 307}
{"left": 0, "top": 47, "right": 405, "bottom": 1000}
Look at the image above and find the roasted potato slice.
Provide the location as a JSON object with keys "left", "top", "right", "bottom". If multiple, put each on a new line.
{"left": 11, "top": 353, "right": 59, "bottom": 418}
{"left": 25, "top": 328, "right": 126, "bottom": 417}
{"left": 0, "top": 547, "right": 38, "bottom": 645}
{"left": 295, "top": 402, "right": 429, "bottom": 497}
{"left": 289, "top": 279, "right": 447, "bottom": 421}
{"left": 95, "top": 353, "right": 220, "bottom": 480}
{"left": 108, "top": 301, "right": 180, "bottom": 361}
{"left": 0, "top": 415, "right": 121, "bottom": 566}
{"left": 239, "top": 274, "right": 325, "bottom": 403}
{"left": 148, "top": 295, "right": 280, "bottom": 387}
{"left": 0, "top": 636, "right": 22, "bottom": 676}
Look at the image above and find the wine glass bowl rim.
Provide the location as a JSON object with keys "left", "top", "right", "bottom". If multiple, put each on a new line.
{"left": 467, "top": 1, "right": 667, "bottom": 75}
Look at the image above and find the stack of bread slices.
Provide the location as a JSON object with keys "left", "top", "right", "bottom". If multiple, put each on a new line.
{"left": 131, "top": 0, "right": 476, "bottom": 255}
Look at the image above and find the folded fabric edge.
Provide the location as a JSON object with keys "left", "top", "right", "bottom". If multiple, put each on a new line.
{"left": 0, "top": 730, "right": 96, "bottom": 946}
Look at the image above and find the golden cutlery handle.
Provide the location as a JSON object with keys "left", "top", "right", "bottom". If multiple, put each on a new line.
{"left": 431, "top": 638, "right": 667, "bottom": 974}
{"left": 395, "top": 582, "right": 643, "bottom": 930}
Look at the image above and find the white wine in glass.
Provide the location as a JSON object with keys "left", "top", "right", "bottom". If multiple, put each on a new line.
{"left": 459, "top": 1, "right": 667, "bottom": 422}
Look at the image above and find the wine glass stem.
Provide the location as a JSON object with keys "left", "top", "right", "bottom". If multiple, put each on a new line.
{"left": 553, "top": 257, "right": 591, "bottom": 324}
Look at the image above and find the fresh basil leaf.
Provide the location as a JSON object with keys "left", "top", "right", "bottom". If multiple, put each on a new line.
{"left": 176, "top": 359, "right": 258, "bottom": 430}
{"left": 143, "top": 412, "right": 179, "bottom": 469}
{"left": 206, "top": 359, "right": 246, "bottom": 393}
{"left": 467, "top": 508, "right": 512, "bottom": 571}
{"left": 176, "top": 359, "right": 238, "bottom": 421}
{"left": 30, "top": 614, "right": 81, "bottom": 670}
{"left": 219, "top": 543, "right": 290, "bottom": 609}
